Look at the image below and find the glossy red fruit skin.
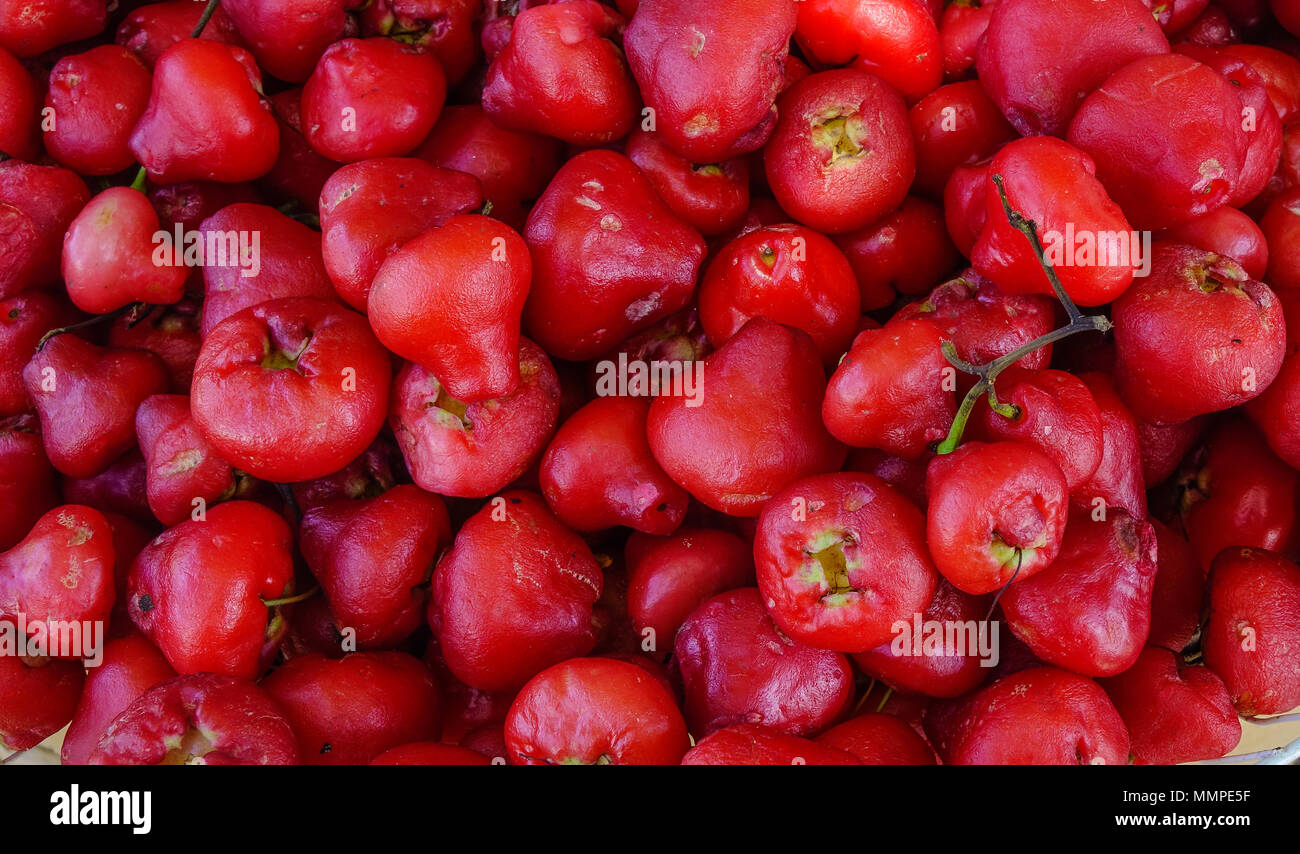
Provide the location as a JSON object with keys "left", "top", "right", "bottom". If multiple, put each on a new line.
{"left": 115, "top": 0, "right": 248, "bottom": 70}
{"left": 852, "top": 579, "right": 991, "bottom": 699}
{"left": 976, "top": 368, "right": 1104, "bottom": 492}
{"left": 1276, "top": 0, "right": 1300, "bottom": 36}
{"left": 624, "top": 0, "right": 795, "bottom": 163}
{"left": 1203, "top": 547, "right": 1300, "bottom": 716}
{"left": 794, "top": 0, "right": 942, "bottom": 102}
{"left": 262, "top": 651, "right": 440, "bottom": 765}
{"left": 0, "top": 0, "right": 107, "bottom": 58}
{"left": 290, "top": 435, "right": 401, "bottom": 512}
{"left": 894, "top": 271, "right": 1057, "bottom": 372}
{"left": 220, "top": 0, "right": 347, "bottom": 84}
{"left": 423, "top": 639, "right": 515, "bottom": 746}
{"left": 108, "top": 297, "right": 202, "bottom": 394}
{"left": 1160, "top": 206, "right": 1268, "bottom": 280}
{"left": 457, "top": 724, "right": 510, "bottom": 759}
{"left": 822, "top": 317, "right": 954, "bottom": 460}
{"left": 102, "top": 513, "right": 157, "bottom": 635}
{"left": 43, "top": 46, "right": 152, "bottom": 175}
{"left": 150, "top": 180, "right": 263, "bottom": 232}
{"left": 483, "top": 1, "right": 638, "bottom": 146}
{"left": 766, "top": 69, "right": 915, "bottom": 235}
{"left": 0, "top": 504, "right": 115, "bottom": 637}
{"left": 135, "top": 394, "right": 237, "bottom": 527}
{"left": 924, "top": 666, "right": 1130, "bottom": 764}
{"left": 89, "top": 673, "right": 299, "bottom": 765}
{"left": 62, "top": 188, "right": 190, "bottom": 315}
{"left": 700, "top": 224, "right": 860, "bottom": 365}
{"left": 479, "top": 0, "right": 537, "bottom": 62}
{"left": 1180, "top": 418, "right": 1300, "bottom": 572}
{"left": 926, "top": 441, "right": 1070, "bottom": 596}
{"left": 261, "top": 88, "right": 341, "bottom": 213}
{"left": 0, "top": 653, "right": 84, "bottom": 751}
{"left": 1146, "top": 0, "right": 1213, "bottom": 31}
{"left": 60, "top": 448, "right": 152, "bottom": 524}
{"left": 1069, "top": 372, "right": 1147, "bottom": 521}
{"left": 22, "top": 335, "right": 169, "bottom": 479}
{"left": 197, "top": 203, "right": 338, "bottom": 337}
{"left": 624, "top": 527, "right": 753, "bottom": 660}
{"left": 1148, "top": 518, "right": 1205, "bottom": 653}
{"left": 1259, "top": 189, "right": 1300, "bottom": 291}
{"left": 648, "top": 318, "right": 846, "bottom": 517}
{"left": 370, "top": 742, "right": 492, "bottom": 765}
{"left": 539, "top": 396, "right": 687, "bottom": 535}
{"left": 585, "top": 304, "right": 711, "bottom": 394}
{"left": 755, "top": 472, "right": 939, "bottom": 653}
{"left": 279, "top": 594, "right": 346, "bottom": 662}
{"left": 844, "top": 447, "right": 929, "bottom": 508}
{"left": 943, "top": 160, "right": 990, "bottom": 256}
{"left": 814, "top": 713, "right": 937, "bottom": 765}
{"left": 414, "top": 104, "right": 562, "bottom": 230}
{"left": 1247, "top": 290, "right": 1300, "bottom": 467}
{"left": 682, "top": 722, "right": 860, "bottom": 765}
{"left": 389, "top": 339, "right": 559, "bottom": 498}
{"left": 299, "top": 485, "right": 452, "bottom": 649}
{"left": 1217, "top": 43, "right": 1300, "bottom": 125}
{"left": 1137, "top": 416, "right": 1205, "bottom": 488}
{"left": 1068, "top": 54, "right": 1250, "bottom": 230}
{"left": 523, "top": 150, "right": 705, "bottom": 361}
{"left": 360, "top": 0, "right": 481, "bottom": 84}
{"left": 128, "top": 501, "right": 294, "bottom": 679}
{"left": 623, "top": 128, "right": 749, "bottom": 237}
{"left": 0, "top": 291, "right": 74, "bottom": 417}
{"left": 369, "top": 215, "right": 527, "bottom": 403}
{"left": 506, "top": 657, "right": 689, "bottom": 765}
{"left": 939, "top": 0, "right": 996, "bottom": 81}
{"left": 972, "top": 137, "right": 1136, "bottom": 306}
{"left": 0, "top": 416, "right": 58, "bottom": 551}
{"left": 302, "top": 38, "right": 446, "bottom": 163}
{"left": 60, "top": 634, "right": 177, "bottom": 765}
{"left": 675, "top": 588, "right": 853, "bottom": 736}
{"left": 1112, "top": 244, "right": 1285, "bottom": 424}
{"left": 910, "top": 81, "right": 1016, "bottom": 200}
{"left": 1001, "top": 512, "right": 1158, "bottom": 677}
{"left": 976, "top": 0, "right": 1168, "bottom": 137}
{"left": 0, "top": 162, "right": 90, "bottom": 301}
{"left": 430, "top": 491, "right": 603, "bottom": 692}
{"left": 192, "top": 298, "right": 391, "bottom": 483}
{"left": 1176, "top": 5, "right": 1237, "bottom": 46}
{"left": 1176, "top": 46, "right": 1283, "bottom": 210}
{"left": 0, "top": 45, "right": 37, "bottom": 162}
{"left": 1101, "top": 646, "right": 1239, "bottom": 764}
{"left": 834, "top": 196, "right": 961, "bottom": 311}
{"left": 129, "top": 40, "right": 279, "bottom": 184}
{"left": 320, "top": 159, "right": 482, "bottom": 312}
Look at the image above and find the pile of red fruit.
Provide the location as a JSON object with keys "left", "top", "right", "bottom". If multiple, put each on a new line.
{"left": 3, "top": 0, "right": 1300, "bottom": 766}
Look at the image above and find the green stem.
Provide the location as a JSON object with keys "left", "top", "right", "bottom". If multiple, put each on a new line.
{"left": 262, "top": 587, "right": 318, "bottom": 609}
{"left": 936, "top": 379, "right": 988, "bottom": 456}
{"left": 36, "top": 302, "right": 148, "bottom": 350}
{"left": 935, "top": 176, "right": 1115, "bottom": 454}
{"left": 935, "top": 314, "right": 1108, "bottom": 454}
{"left": 191, "top": 0, "right": 222, "bottom": 38}
{"left": 129, "top": 167, "right": 147, "bottom": 193}
{"left": 990, "top": 172, "right": 1083, "bottom": 323}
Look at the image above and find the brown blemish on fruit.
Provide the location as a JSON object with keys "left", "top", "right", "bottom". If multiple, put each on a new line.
{"left": 686, "top": 28, "right": 706, "bottom": 58}
{"left": 683, "top": 112, "right": 719, "bottom": 138}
